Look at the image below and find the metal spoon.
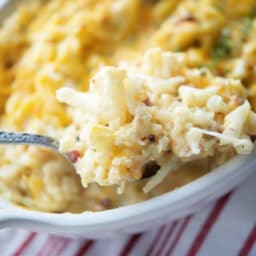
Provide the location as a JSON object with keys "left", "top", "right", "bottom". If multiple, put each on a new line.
{"left": 0, "top": 131, "right": 80, "bottom": 164}
{"left": 0, "top": 131, "right": 157, "bottom": 180}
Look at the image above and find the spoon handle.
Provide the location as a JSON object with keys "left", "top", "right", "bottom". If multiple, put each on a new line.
{"left": 0, "top": 131, "right": 59, "bottom": 151}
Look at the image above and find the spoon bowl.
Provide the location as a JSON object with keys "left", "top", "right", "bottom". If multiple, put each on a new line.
{"left": 0, "top": 131, "right": 157, "bottom": 181}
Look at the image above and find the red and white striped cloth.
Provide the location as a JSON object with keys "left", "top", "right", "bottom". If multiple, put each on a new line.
{"left": 1, "top": 173, "right": 256, "bottom": 256}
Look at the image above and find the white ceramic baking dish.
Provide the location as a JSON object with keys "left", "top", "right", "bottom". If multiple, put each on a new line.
{"left": 0, "top": 148, "right": 255, "bottom": 238}
{"left": 0, "top": 0, "right": 255, "bottom": 239}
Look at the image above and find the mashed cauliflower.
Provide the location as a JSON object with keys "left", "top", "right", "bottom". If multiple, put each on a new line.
{"left": 57, "top": 48, "right": 255, "bottom": 193}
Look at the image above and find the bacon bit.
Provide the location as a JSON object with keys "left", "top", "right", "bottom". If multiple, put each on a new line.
{"left": 176, "top": 14, "right": 197, "bottom": 24}
{"left": 251, "top": 135, "right": 256, "bottom": 142}
{"left": 67, "top": 150, "right": 81, "bottom": 163}
{"left": 199, "top": 143, "right": 205, "bottom": 150}
{"left": 100, "top": 198, "right": 111, "bottom": 208}
{"left": 143, "top": 97, "right": 152, "bottom": 106}
{"left": 217, "top": 128, "right": 223, "bottom": 133}
{"left": 148, "top": 134, "right": 156, "bottom": 143}
{"left": 232, "top": 95, "right": 243, "bottom": 105}
{"left": 94, "top": 198, "right": 112, "bottom": 211}
{"left": 4, "top": 60, "right": 14, "bottom": 69}
{"left": 142, "top": 134, "right": 156, "bottom": 143}
{"left": 245, "top": 60, "right": 254, "bottom": 72}
{"left": 142, "top": 161, "right": 160, "bottom": 179}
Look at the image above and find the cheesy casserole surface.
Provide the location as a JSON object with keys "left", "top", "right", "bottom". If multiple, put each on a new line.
{"left": 0, "top": 0, "right": 256, "bottom": 212}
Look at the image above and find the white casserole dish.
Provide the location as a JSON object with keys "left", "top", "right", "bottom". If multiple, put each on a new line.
{"left": 0, "top": 148, "right": 255, "bottom": 238}
{"left": 0, "top": 0, "right": 255, "bottom": 239}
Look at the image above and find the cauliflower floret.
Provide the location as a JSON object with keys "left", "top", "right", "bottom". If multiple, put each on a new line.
{"left": 186, "top": 128, "right": 202, "bottom": 155}
{"left": 207, "top": 95, "right": 228, "bottom": 113}
{"left": 141, "top": 48, "right": 185, "bottom": 78}
{"left": 223, "top": 101, "right": 251, "bottom": 138}
{"left": 57, "top": 67, "right": 128, "bottom": 125}
{"left": 179, "top": 86, "right": 218, "bottom": 107}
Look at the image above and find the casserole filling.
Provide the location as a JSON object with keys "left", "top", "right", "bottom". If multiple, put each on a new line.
{"left": 57, "top": 48, "right": 255, "bottom": 193}
{"left": 0, "top": 0, "right": 255, "bottom": 212}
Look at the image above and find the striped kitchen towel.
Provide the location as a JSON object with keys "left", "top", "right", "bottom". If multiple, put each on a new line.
{"left": 1, "top": 173, "right": 256, "bottom": 256}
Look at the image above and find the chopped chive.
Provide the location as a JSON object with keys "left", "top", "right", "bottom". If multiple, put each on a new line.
{"left": 211, "top": 28, "right": 232, "bottom": 60}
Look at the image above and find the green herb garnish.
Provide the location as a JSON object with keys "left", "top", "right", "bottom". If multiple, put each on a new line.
{"left": 197, "top": 61, "right": 218, "bottom": 73}
{"left": 224, "top": 68, "right": 231, "bottom": 75}
{"left": 212, "top": 28, "right": 232, "bottom": 60}
{"left": 173, "top": 47, "right": 182, "bottom": 52}
{"left": 241, "top": 17, "right": 253, "bottom": 39}
{"left": 240, "top": 3, "right": 256, "bottom": 40}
